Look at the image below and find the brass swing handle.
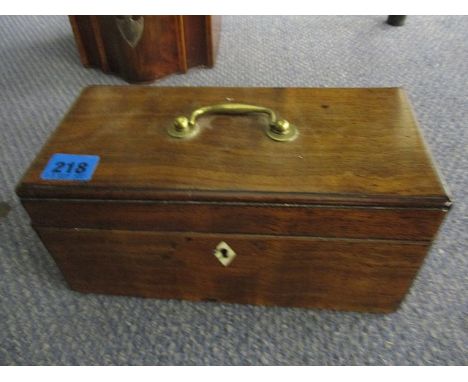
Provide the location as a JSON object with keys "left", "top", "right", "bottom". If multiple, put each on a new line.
{"left": 167, "top": 103, "right": 298, "bottom": 142}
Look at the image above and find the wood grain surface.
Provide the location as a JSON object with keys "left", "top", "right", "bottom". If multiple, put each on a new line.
{"left": 17, "top": 86, "right": 450, "bottom": 208}
{"left": 36, "top": 227, "right": 429, "bottom": 312}
{"left": 17, "top": 86, "right": 451, "bottom": 311}
{"left": 69, "top": 16, "right": 218, "bottom": 82}
{"left": 22, "top": 199, "right": 446, "bottom": 241}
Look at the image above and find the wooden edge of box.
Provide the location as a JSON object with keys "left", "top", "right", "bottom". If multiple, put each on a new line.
{"left": 15, "top": 86, "right": 452, "bottom": 210}
{"left": 15, "top": 184, "right": 451, "bottom": 210}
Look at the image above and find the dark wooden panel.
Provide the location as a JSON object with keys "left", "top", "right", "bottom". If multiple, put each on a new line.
{"left": 17, "top": 87, "right": 450, "bottom": 208}
{"left": 182, "top": 16, "right": 208, "bottom": 68}
{"left": 23, "top": 200, "right": 446, "bottom": 241}
{"left": 68, "top": 16, "right": 96, "bottom": 67}
{"left": 206, "top": 16, "right": 221, "bottom": 67}
{"left": 36, "top": 228, "right": 429, "bottom": 313}
{"left": 97, "top": 16, "right": 180, "bottom": 82}
{"left": 69, "top": 16, "right": 218, "bottom": 83}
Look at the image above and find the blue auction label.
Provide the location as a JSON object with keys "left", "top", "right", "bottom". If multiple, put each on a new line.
{"left": 40, "top": 153, "right": 100, "bottom": 181}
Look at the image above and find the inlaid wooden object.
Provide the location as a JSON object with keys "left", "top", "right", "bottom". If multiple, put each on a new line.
{"left": 16, "top": 86, "right": 451, "bottom": 312}
{"left": 69, "top": 16, "right": 220, "bottom": 82}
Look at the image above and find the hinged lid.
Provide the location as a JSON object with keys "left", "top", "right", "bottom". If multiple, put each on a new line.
{"left": 17, "top": 86, "right": 450, "bottom": 208}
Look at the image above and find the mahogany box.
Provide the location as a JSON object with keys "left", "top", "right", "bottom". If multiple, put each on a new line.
{"left": 16, "top": 86, "right": 451, "bottom": 312}
{"left": 69, "top": 16, "right": 220, "bottom": 83}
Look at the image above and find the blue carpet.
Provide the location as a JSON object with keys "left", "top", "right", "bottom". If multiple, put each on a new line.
{"left": 0, "top": 15, "right": 467, "bottom": 365}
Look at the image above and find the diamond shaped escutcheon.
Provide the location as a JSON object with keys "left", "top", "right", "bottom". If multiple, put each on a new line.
{"left": 213, "top": 241, "right": 237, "bottom": 267}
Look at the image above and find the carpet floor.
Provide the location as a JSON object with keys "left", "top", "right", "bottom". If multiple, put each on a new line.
{"left": 0, "top": 15, "right": 467, "bottom": 365}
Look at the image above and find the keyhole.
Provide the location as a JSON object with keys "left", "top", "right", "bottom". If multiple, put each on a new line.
{"left": 220, "top": 248, "right": 229, "bottom": 258}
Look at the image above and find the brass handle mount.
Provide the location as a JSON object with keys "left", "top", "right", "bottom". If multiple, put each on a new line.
{"left": 167, "top": 103, "right": 298, "bottom": 142}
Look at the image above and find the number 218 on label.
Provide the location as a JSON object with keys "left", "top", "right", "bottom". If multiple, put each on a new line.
{"left": 41, "top": 154, "right": 100, "bottom": 181}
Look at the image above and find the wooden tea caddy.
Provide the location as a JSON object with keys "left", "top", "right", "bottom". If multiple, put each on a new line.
{"left": 16, "top": 86, "right": 451, "bottom": 312}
